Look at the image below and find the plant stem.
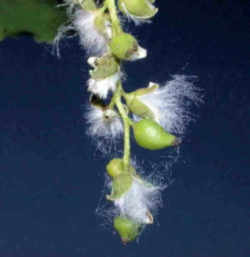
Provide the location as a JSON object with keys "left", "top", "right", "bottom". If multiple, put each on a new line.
{"left": 114, "top": 83, "right": 131, "bottom": 170}
{"left": 105, "top": 0, "right": 122, "bottom": 34}
{"left": 79, "top": 0, "right": 97, "bottom": 10}
{"left": 104, "top": 0, "right": 130, "bottom": 169}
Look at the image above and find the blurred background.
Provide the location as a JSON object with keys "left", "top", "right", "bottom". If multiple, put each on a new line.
{"left": 0, "top": 0, "right": 249, "bottom": 256}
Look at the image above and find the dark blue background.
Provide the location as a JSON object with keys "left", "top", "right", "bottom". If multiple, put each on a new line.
{"left": 0, "top": 0, "right": 249, "bottom": 256}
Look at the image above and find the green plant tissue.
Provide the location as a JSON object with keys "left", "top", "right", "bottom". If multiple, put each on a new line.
{"left": 0, "top": 0, "right": 66, "bottom": 43}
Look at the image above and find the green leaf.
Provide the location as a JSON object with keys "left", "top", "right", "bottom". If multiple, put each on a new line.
{"left": 0, "top": 0, "right": 67, "bottom": 43}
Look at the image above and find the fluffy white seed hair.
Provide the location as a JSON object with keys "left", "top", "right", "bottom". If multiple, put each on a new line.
{"left": 52, "top": 0, "right": 80, "bottom": 57}
{"left": 129, "top": 46, "right": 147, "bottom": 61}
{"left": 60, "top": 0, "right": 79, "bottom": 15}
{"left": 85, "top": 105, "right": 123, "bottom": 153}
{"left": 87, "top": 72, "right": 121, "bottom": 99}
{"left": 138, "top": 74, "right": 203, "bottom": 135}
{"left": 86, "top": 105, "right": 123, "bottom": 138}
{"left": 114, "top": 176, "right": 162, "bottom": 224}
{"left": 73, "top": 9, "right": 108, "bottom": 56}
{"left": 52, "top": 24, "right": 75, "bottom": 57}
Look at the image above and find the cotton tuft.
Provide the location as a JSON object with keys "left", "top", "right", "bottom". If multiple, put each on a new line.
{"left": 87, "top": 72, "right": 121, "bottom": 99}
{"left": 73, "top": 9, "right": 108, "bottom": 56}
{"left": 85, "top": 105, "right": 123, "bottom": 154}
{"left": 53, "top": 1, "right": 109, "bottom": 57}
{"left": 137, "top": 75, "right": 203, "bottom": 135}
{"left": 114, "top": 176, "right": 162, "bottom": 224}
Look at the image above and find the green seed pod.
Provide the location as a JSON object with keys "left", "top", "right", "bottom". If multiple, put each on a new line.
{"left": 124, "top": 84, "right": 159, "bottom": 119}
{"left": 128, "top": 82, "right": 159, "bottom": 96}
{"left": 113, "top": 216, "right": 141, "bottom": 244}
{"left": 80, "top": 0, "right": 97, "bottom": 11}
{"left": 109, "top": 33, "right": 138, "bottom": 60}
{"left": 133, "top": 119, "right": 181, "bottom": 150}
{"left": 94, "top": 11, "right": 111, "bottom": 39}
{"left": 106, "top": 159, "right": 136, "bottom": 178}
{"left": 106, "top": 158, "right": 124, "bottom": 178}
{"left": 89, "top": 55, "right": 119, "bottom": 79}
{"left": 118, "top": 0, "right": 158, "bottom": 19}
{"left": 109, "top": 173, "right": 133, "bottom": 199}
{"left": 125, "top": 95, "right": 155, "bottom": 120}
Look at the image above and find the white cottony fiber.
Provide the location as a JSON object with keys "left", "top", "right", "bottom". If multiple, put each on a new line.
{"left": 73, "top": 9, "right": 108, "bottom": 55}
{"left": 129, "top": 46, "right": 147, "bottom": 61}
{"left": 87, "top": 72, "right": 121, "bottom": 99}
{"left": 53, "top": 2, "right": 109, "bottom": 57}
{"left": 114, "top": 176, "right": 162, "bottom": 224}
{"left": 85, "top": 105, "right": 123, "bottom": 140}
{"left": 52, "top": 24, "right": 75, "bottom": 57}
{"left": 85, "top": 105, "right": 123, "bottom": 154}
{"left": 138, "top": 75, "right": 203, "bottom": 135}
